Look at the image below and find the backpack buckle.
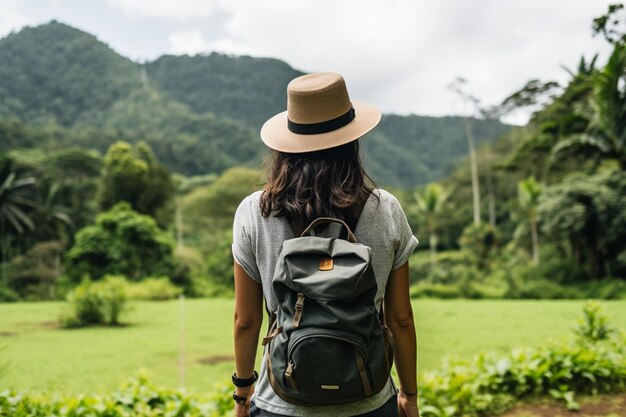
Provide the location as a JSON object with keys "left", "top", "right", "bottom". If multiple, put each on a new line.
{"left": 293, "top": 292, "right": 305, "bottom": 327}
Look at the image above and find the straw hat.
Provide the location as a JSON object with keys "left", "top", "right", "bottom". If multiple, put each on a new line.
{"left": 260, "top": 72, "right": 381, "bottom": 153}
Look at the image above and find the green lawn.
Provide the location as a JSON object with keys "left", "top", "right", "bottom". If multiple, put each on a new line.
{"left": 0, "top": 299, "right": 625, "bottom": 396}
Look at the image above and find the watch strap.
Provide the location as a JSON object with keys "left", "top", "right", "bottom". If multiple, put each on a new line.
{"left": 232, "top": 370, "right": 258, "bottom": 387}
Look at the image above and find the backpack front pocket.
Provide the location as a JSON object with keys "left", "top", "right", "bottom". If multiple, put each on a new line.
{"left": 286, "top": 327, "right": 373, "bottom": 401}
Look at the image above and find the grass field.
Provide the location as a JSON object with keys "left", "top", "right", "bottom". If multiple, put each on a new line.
{"left": 1, "top": 298, "right": 625, "bottom": 396}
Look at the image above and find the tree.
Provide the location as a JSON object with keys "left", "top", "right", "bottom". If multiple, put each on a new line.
{"left": 516, "top": 177, "right": 543, "bottom": 265}
{"left": 65, "top": 202, "right": 175, "bottom": 282}
{"left": 552, "top": 43, "right": 626, "bottom": 170}
{"left": 414, "top": 183, "right": 449, "bottom": 270}
{"left": 97, "top": 141, "right": 174, "bottom": 227}
{"left": 537, "top": 171, "right": 626, "bottom": 279}
{"left": 0, "top": 160, "right": 36, "bottom": 285}
{"left": 448, "top": 77, "right": 482, "bottom": 225}
{"left": 592, "top": 3, "right": 626, "bottom": 45}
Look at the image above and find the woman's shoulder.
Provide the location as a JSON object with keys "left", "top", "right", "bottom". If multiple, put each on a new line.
{"left": 236, "top": 190, "right": 263, "bottom": 212}
{"left": 369, "top": 188, "right": 404, "bottom": 212}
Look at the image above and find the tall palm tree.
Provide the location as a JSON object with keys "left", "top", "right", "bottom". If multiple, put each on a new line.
{"left": 516, "top": 177, "right": 543, "bottom": 265}
{"left": 552, "top": 43, "right": 626, "bottom": 170}
{"left": 414, "top": 183, "right": 449, "bottom": 270}
{"left": 448, "top": 77, "right": 481, "bottom": 224}
{"left": 32, "top": 180, "right": 74, "bottom": 242}
{"left": 0, "top": 163, "right": 37, "bottom": 285}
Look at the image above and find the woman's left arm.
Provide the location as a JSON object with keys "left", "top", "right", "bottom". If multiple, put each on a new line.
{"left": 233, "top": 260, "right": 264, "bottom": 417}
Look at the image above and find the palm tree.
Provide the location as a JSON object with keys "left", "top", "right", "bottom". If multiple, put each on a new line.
{"left": 448, "top": 77, "right": 481, "bottom": 224}
{"left": 0, "top": 162, "right": 37, "bottom": 285}
{"left": 516, "top": 177, "right": 543, "bottom": 265}
{"left": 414, "top": 183, "right": 449, "bottom": 270}
{"left": 552, "top": 43, "right": 626, "bottom": 170}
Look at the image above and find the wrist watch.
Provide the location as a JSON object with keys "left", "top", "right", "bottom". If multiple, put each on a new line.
{"left": 232, "top": 392, "right": 248, "bottom": 405}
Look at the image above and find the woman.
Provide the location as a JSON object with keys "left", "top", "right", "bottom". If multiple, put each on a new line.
{"left": 232, "top": 72, "right": 420, "bottom": 417}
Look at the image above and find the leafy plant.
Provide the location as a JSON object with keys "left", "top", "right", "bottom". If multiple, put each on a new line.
{"left": 61, "top": 275, "right": 129, "bottom": 327}
{"left": 574, "top": 300, "right": 615, "bottom": 342}
{"left": 126, "top": 277, "right": 182, "bottom": 301}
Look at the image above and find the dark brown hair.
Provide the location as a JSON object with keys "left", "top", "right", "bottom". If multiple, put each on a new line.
{"left": 259, "top": 140, "right": 377, "bottom": 231}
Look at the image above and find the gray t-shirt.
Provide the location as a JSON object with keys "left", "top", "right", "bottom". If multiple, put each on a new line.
{"left": 232, "top": 188, "right": 419, "bottom": 417}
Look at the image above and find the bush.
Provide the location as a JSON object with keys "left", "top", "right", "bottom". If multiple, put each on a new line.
{"left": 0, "top": 285, "right": 18, "bottom": 302}
{"left": 65, "top": 202, "right": 176, "bottom": 282}
{"left": 4, "top": 304, "right": 625, "bottom": 417}
{"left": 0, "top": 370, "right": 233, "bottom": 417}
{"left": 417, "top": 303, "right": 626, "bottom": 415}
{"left": 126, "top": 277, "right": 182, "bottom": 300}
{"left": 574, "top": 300, "right": 615, "bottom": 342}
{"left": 61, "top": 276, "right": 129, "bottom": 328}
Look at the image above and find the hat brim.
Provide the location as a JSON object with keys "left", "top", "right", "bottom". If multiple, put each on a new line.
{"left": 260, "top": 100, "right": 381, "bottom": 153}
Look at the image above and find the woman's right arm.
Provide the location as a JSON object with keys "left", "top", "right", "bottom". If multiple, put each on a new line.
{"left": 384, "top": 261, "right": 420, "bottom": 417}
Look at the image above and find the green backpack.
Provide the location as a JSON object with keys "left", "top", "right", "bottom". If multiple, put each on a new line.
{"left": 262, "top": 217, "right": 395, "bottom": 405}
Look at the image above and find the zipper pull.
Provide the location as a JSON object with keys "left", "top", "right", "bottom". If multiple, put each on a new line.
{"left": 285, "top": 360, "right": 297, "bottom": 389}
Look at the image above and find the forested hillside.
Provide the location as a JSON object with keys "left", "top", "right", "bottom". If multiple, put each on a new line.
{"left": 0, "top": 20, "right": 511, "bottom": 188}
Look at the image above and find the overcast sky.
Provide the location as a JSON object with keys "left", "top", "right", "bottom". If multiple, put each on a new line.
{"left": 0, "top": 0, "right": 617, "bottom": 125}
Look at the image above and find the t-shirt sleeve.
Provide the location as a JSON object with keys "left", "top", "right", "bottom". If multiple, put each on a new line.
{"left": 232, "top": 196, "right": 262, "bottom": 283}
{"left": 390, "top": 196, "right": 420, "bottom": 270}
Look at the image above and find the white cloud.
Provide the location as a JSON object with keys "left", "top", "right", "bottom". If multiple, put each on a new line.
{"left": 1, "top": 0, "right": 618, "bottom": 125}
{"left": 107, "top": 0, "right": 216, "bottom": 20}
{"left": 167, "top": 29, "right": 213, "bottom": 55}
{"left": 0, "top": 0, "right": 32, "bottom": 38}
{"left": 193, "top": 0, "right": 616, "bottom": 124}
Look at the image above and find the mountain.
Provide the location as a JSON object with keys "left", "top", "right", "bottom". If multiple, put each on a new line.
{"left": 146, "top": 54, "right": 303, "bottom": 130}
{"left": 0, "top": 20, "right": 141, "bottom": 126}
{"left": 0, "top": 21, "right": 512, "bottom": 188}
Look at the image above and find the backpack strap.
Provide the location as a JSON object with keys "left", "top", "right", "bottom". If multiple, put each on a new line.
{"left": 301, "top": 217, "right": 357, "bottom": 243}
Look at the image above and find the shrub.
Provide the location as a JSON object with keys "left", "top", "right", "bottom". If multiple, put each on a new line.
{"left": 126, "top": 277, "right": 182, "bottom": 300}
{"left": 61, "top": 276, "right": 129, "bottom": 328}
{"left": 0, "top": 285, "right": 18, "bottom": 302}
{"left": 417, "top": 303, "right": 626, "bottom": 415}
{"left": 574, "top": 300, "right": 615, "bottom": 342}
{"left": 0, "top": 370, "right": 233, "bottom": 417}
{"left": 65, "top": 202, "right": 176, "bottom": 282}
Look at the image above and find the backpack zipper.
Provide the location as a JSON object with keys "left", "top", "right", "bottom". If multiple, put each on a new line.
{"left": 287, "top": 328, "right": 368, "bottom": 360}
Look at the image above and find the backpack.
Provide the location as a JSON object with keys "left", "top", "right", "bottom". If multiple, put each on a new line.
{"left": 262, "top": 217, "right": 395, "bottom": 406}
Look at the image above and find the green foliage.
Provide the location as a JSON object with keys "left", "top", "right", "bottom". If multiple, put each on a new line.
{"left": 0, "top": 22, "right": 511, "bottom": 188}
{"left": 0, "top": 370, "right": 233, "bottom": 417}
{"left": 61, "top": 275, "right": 129, "bottom": 328}
{"left": 363, "top": 115, "right": 510, "bottom": 188}
{"left": 551, "top": 43, "right": 626, "bottom": 170}
{"left": 147, "top": 52, "right": 303, "bottom": 130}
{"left": 65, "top": 202, "right": 175, "bottom": 282}
{"left": 98, "top": 141, "right": 174, "bottom": 227}
{"left": 0, "top": 21, "right": 141, "bottom": 126}
{"left": 459, "top": 222, "right": 501, "bottom": 270}
{"left": 575, "top": 301, "right": 615, "bottom": 342}
{"left": 126, "top": 277, "right": 182, "bottom": 301}
{"left": 417, "top": 307, "right": 626, "bottom": 416}
{"left": 0, "top": 158, "right": 36, "bottom": 235}
{"left": 7, "top": 240, "right": 65, "bottom": 300}
{"left": 182, "top": 167, "right": 260, "bottom": 234}
{"left": 538, "top": 170, "right": 626, "bottom": 279}
{"left": 77, "top": 88, "right": 262, "bottom": 177}
{"left": 202, "top": 231, "right": 235, "bottom": 293}
{"left": 0, "top": 285, "right": 18, "bottom": 302}
{"left": 4, "top": 304, "right": 626, "bottom": 417}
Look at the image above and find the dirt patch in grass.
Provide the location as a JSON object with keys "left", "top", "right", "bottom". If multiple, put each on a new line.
{"left": 501, "top": 393, "right": 626, "bottom": 417}
{"left": 197, "top": 354, "right": 234, "bottom": 365}
{"left": 0, "top": 331, "right": 17, "bottom": 337}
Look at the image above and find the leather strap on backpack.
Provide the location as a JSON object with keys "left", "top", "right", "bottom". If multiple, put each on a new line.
{"left": 301, "top": 217, "right": 357, "bottom": 243}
